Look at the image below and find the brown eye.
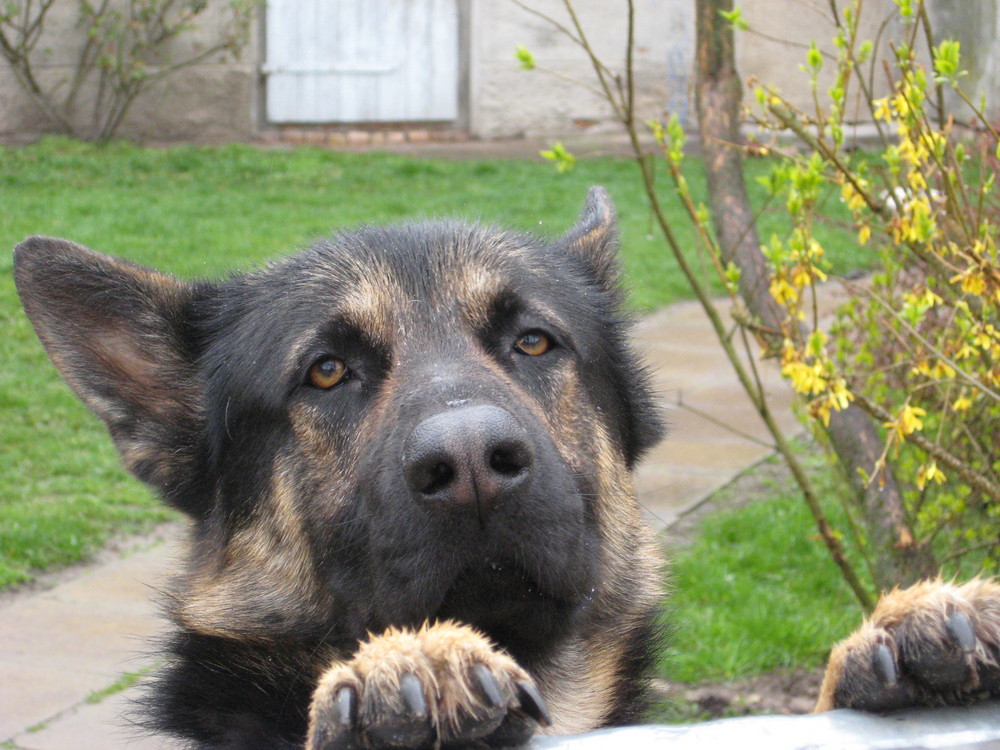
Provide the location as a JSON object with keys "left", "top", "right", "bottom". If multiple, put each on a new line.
{"left": 308, "top": 357, "right": 347, "bottom": 389}
{"left": 514, "top": 330, "right": 553, "bottom": 356}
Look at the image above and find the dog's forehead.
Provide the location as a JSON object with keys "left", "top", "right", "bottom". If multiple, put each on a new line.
{"left": 208, "top": 221, "right": 580, "bottom": 393}
{"left": 277, "top": 222, "right": 557, "bottom": 329}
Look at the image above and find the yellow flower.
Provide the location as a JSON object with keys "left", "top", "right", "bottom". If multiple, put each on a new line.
{"left": 907, "top": 169, "right": 927, "bottom": 191}
{"left": 840, "top": 182, "right": 867, "bottom": 212}
{"left": 972, "top": 324, "right": 997, "bottom": 349}
{"left": 812, "top": 378, "right": 854, "bottom": 426}
{"left": 902, "top": 197, "right": 937, "bottom": 242}
{"left": 770, "top": 277, "right": 798, "bottom": 306}
{"left": 913, "top": 357, "right": 955, "bottom": 379}
{"left": 916, "top": 461, "right": 946, "bottom": 490}
{"left": 791, "top": 265, "right": 812, "bottom": 288}
{"left": 954, "top": 342, "right": 977, "bottom": 360}
{"left": 782, "top": 360, "right": 827, "bottom": 396}
{"left": 892, "top": 93, "right": 911, "bottom": 119}
{"left": 858, "top": 224, "right": 872, "bottom": 245}
{"left": 885, "top": 404, "right": 926, "bottom": 441}
{"left": 951, "top": 395, "right": 972, "bottom": 411}
{"left": 829, "top": 378, "right": 853, "bottom": 410}
{"left": 951, "top": 268, "right": 987, "bottom": 296}
{"left": 873, "top": 97, "right": 893, "bottom": 122}
{"left": 929, "top": 360, "right": 956, "bottom": 379}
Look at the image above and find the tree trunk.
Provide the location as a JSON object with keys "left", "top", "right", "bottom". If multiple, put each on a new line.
{"left": 693, "top": 0, "right": 936, "bottom": 589}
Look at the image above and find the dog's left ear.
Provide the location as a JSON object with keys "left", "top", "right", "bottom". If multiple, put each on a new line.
{"left": 560, "top": 186, "right": 620, "bottom": 289}
{"left": 14, "top": 236, "right": 207, "bottom": 515}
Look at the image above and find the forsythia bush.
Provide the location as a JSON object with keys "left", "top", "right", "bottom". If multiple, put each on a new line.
{"left": 749, "top": 0, "right": 1000, "bottom": 572}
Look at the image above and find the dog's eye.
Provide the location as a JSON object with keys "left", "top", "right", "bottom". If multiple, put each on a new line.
{"left": 514, "top": 330, "right": 553, "bottom": 356}
{"left": 308, "top": 357, "right": 348, "bottom": 389}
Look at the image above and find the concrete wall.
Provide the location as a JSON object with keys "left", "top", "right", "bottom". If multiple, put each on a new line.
{"left": 926, "top": 0, "right": 1000, "bottom": 120}
{"left": 471, "top": 0, "right": 1000, "bottom": 140}
{"left": 468, "top": 0, "right": 692, "bottom": 139}
{"left": 740, "top": 0, "right": 1000, "bottom": 125}
{"left": 1, "top": 0, "right": 998, "bottom": 144}
{"left": 0, "top": 1, "right": 259, "bottom": 143}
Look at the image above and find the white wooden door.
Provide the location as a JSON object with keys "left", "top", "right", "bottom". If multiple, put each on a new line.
{"left": 265, "top": 0, "right": 460, "bottom": 124}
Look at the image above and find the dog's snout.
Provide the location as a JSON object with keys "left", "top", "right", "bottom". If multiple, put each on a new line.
{"left": 404, "top": 405, "right": 533, "bottom": 514}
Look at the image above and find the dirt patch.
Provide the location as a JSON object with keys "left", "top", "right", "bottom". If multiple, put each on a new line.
{"left": 654, "top": 666, "right": 824, "bottom": 721}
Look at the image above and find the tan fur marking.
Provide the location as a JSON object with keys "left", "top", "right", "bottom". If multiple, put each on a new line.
{"left": 283, "top": 266, "right": 403, "bottom": 376}
{"left": 533, "top": 641, "right": 614, "bottom": 735}
{"left": 177, "top": 467, "right": 331, "bottom": 639}
{"left": 814, "top": 622, "right": 876, "bottom": 712}
{"left": 522, "top": 362, "right": 663, "bottom": 733}
{"left": 337, "top": 272, "right": 399, "bottom": 349}
{"left": 446, "top": 264, "right": 505, "bottom": 332}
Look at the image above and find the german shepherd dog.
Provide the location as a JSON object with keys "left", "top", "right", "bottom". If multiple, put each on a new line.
{"left": 14, "top": 188, "right": 1000, "bottom": 749}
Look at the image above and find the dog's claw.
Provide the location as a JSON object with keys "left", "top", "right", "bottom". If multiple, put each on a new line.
{"left": 399, "top": 673, "right": 428, "bottom": 719}
{"left": 872, "top": 642, "right": 898, "bottom": 687}
{"left": 472, "top": 664, "right": 504, "bottom": 708}
{"left": 515, "top": 680, "right": 551, "bottom": 726}
{"left": 947, "top": 611, "right": 976, "bottom": 652}
{"left": 335, "top": 685, "right": 357, "bottom": 728}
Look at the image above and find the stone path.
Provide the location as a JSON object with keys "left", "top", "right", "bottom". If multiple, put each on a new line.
{"left": 0, "top": 289, "right": 847, "bottom": 749}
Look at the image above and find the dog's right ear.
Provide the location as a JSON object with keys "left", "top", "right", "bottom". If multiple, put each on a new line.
{"left": 560, "top": 186, "right": 620, "bottom": 290}
{"left": 14, "top": 237, "right": 208, "bottom": 515}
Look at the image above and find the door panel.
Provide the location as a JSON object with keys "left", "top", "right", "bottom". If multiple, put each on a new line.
{"left": 265, "top": 0, "right": 459, "bottom": 123}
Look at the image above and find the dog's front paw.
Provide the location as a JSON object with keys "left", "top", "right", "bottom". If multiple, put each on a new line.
{"left": 816, "top": 578, "right": 1000, "bottom": 712}
{"left": 307, "top": 621, "right": 550, "bottom": 749}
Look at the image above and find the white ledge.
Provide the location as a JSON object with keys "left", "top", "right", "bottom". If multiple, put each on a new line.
{"left": 529, "top": 702, "right": 1000, "bottom": 749}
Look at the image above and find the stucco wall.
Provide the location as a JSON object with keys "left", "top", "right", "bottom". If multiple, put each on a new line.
{"left": 0, "top": 1, "right": 258, "bottom": 143}
{"left": 473, "top": 0, "right": 1000, "bottom": 140}
{"left": 469, "top": 0, "right": 692, "bottom": 139}
{"left": 2, "top": 0, "right": 997, "bottom": 144}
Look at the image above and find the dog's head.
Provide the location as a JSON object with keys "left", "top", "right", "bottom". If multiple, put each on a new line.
{"left": 15, "top": 187, "right": 662, "bottom": 662}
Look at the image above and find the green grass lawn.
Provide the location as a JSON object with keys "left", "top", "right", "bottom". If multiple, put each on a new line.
{"left": 644, "top": 441, "right": 872, "bottom": 722}
{"left": 660, "top": 445, "right": 868, "bottom": 690}
{"left": 0, "top": 137, "right": 868, "bottom": 589}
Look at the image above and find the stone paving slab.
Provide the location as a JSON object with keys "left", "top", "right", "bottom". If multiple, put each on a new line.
{"left": 1, "top": 538, "right": 181, "bottom": 747}
{"left": 0, "top": 289, "right": 838, "bottom": 748}
{"left": 14, "top": 689, "right": 177, "bottom": 750}
{"left": 633, "top": 297, "right": 804, "bottom": 527}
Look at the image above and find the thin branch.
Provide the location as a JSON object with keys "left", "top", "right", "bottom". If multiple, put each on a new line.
{"left": 851, "top": 391, "right": 1000, "bottom": 502}
{"left": 858, "top": 285, "right": 1000, "bottom": 403}
{"left": 674, "top": 393, "right": 779, "bottom": 450}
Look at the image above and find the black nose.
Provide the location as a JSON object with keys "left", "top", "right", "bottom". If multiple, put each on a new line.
{"left": 403, "top": 405, "right": 533, "bottom": 515}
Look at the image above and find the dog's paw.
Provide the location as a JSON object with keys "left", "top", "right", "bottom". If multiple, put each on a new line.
{"left": 816, "top": 578, "right": 1000, "bottom": 712}
{"left": 306, "top": 621, "right": 550, "bottom": 749}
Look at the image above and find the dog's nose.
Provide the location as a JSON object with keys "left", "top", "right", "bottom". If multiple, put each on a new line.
{"left": 403, "top": 405, "right": 533, "bottom": 515}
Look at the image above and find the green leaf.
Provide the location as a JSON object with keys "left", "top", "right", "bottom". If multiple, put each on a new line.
{"left": 718, "top": 7, "right": 749, "bottom": 31}
{"left": 666, "top": 113, "right": 686, "bottom": 163}
{"left": 807, "top": 42, "right": 822, "bottom": 72}
{"left": 514, "top": 44, "right": 536, "bottom": 71}
{"left": 932, "top": 39, "right": 961, "bottom": 83}
{"left": 539, "top": 142, "right": 576, "bottom": 173}
{"left": 724, "top": 261, "right": 742, "bottom": 289}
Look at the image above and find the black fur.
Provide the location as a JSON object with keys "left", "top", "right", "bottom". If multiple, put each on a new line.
{"left": 14, "top": 188, "right": 666, "bottom": 749}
